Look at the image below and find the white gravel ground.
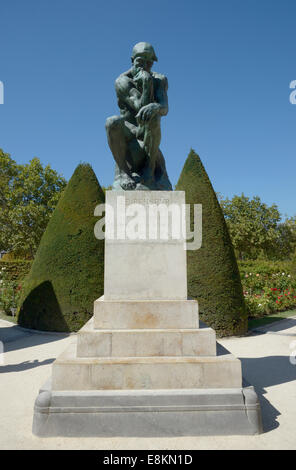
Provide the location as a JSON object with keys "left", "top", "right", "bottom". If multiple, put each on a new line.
{"left": 0, "top": 317, "right": 295, "bottom": 450}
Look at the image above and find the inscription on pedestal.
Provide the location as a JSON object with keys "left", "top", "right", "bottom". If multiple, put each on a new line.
{"left": 104, "top": 191, "right": 187, "bottom": 300}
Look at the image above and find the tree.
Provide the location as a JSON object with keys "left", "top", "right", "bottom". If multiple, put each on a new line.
{"left": 272, "top": 216, "right": 296, "bottom": 260}
{"left": 101, "top": 185, "right": 112, "bottom": 194}
{"left": 176, "top": 149, "right": 247, "bottom": 337}
{"left": 18, "top": 163, "right": 105, "bottom": 332}
{"left": 0, "top": 149, "right": 18, "bottom": 210}
{"left": 0, "top": 149, "right": 66, "bottom": 257}
{"left": 219, "top": 194, "right": 281, "bottom": 260}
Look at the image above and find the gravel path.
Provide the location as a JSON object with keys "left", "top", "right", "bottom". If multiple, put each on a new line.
{"left": 0, "top": 317, "right": 295, "bottom": 450}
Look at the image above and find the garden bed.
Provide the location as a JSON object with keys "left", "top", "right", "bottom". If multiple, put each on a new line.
{"left": 239, "top": 260, "right": 296, "bottom": 318}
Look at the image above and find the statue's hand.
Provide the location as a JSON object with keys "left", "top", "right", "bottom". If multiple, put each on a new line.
{"left": 133, "top": 70, "right": 153, "bottom": 98}
{"left": 133, "top": 69, "right": 152, "bottom": 85}
{"left": 136, "top": 103, "right": 160, "bottom": 122}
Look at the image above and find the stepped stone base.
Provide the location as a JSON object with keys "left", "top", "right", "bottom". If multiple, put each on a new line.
{"left": 93, "top": 296, "right": 199, "bottom": 329}
{"left": 52, "top": 337, "right": 242, "bottom": 391}
{"left": 33, "top": 379, "right": 263, "bottom": 437}
{"left": 77, "top": 318, "right": 215, "bottom": 357}
{"left": 32, "top": 190, "right": 262, "bottom": 436}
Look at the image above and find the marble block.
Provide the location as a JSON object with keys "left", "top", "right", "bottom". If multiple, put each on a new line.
{"left": 33, "top": 382, "right": 263, "bottom": 437}
{"left": 77, "top": 318, "right": 216, "bottom": 357}
{"left": 93, "top": 296, "right": 199, "bottom": 329}
{"left": 52, "top": 339, "right": 242, "bottom": 391}
{"left": 104, "top": 191, "right": 187, "bottom": 300}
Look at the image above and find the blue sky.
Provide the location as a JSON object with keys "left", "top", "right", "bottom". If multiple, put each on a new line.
{"left": 0, "top": 0, "right": 295, "bottom": 217}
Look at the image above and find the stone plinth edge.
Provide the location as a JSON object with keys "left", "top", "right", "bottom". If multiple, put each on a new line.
{"left": 32, "top": 379, "right": 263, "bottom": 437}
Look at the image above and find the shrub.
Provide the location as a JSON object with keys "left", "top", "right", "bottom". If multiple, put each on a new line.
{"left": 0, "top": 260, "right": 32, "bottom": 282}
{"left": 0, "top": 262, "right": 30, "bottom": 316}
{"left": 0, "top": 265, "right": 23, "bottom": 315}
{"left": 238, "top": 259, "right": 294, "bottom": 280}
{"left": 17, "top": 163, "right": 105, "bottom": 332}
{"left": 238, "top": 260, "right": 296, "bottom": 317}
{"left": 176, "top": 149, "right": 247, "bottom": 337}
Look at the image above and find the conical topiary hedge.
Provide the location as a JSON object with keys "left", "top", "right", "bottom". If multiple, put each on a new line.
{"left": 176, "top": 149, "right": 247, "bottom": 337}
{"left": 18, "top": 163, "right": 105, "bottom": 332}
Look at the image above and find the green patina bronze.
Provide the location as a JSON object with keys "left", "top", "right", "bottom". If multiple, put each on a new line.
{"left": 106, "top": 42, "right": 172, "bottom": 191}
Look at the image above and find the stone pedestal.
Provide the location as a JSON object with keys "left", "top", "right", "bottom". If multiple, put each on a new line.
{"left": 32, "top": 191, "right": 262, "bottom": 436}
{"left": 104, "top": 191, "right": 187, "bottom": 300}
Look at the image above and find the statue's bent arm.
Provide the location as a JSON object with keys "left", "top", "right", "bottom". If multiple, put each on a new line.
{"left": 136, "top": 75, "right": 169, "bottom": 123}
{"left": 154, "top": 75, "right": 169, "bottom": 117}
{"left": 115, "top": 74, "right": 143, "bottom": 113}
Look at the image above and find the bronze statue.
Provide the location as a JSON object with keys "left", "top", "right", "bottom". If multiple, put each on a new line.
{"left": 106, "top": 42, "right": 172, "bottom": 190}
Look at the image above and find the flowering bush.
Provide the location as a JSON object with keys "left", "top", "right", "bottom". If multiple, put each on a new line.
{"left": 240, "top": 268, "right": 296, "bottom": 318}
{"left": 0, "top": 267, "right": 22, "bottom": 316}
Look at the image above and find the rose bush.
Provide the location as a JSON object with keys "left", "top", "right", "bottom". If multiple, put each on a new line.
{"left": 240, "top": 267, "right": 296, "bottom": 317}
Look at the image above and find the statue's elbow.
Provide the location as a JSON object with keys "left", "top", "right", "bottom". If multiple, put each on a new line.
{"left": 162, "top": 105, "right": 168, "bottom": 116}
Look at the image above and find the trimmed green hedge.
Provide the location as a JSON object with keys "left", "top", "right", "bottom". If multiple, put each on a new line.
{"left": 176, "top": 149, "right": 247, "bottom": 337}
{"left": 238, "top": 259, "right": 296, "bottom": 278}
{"left": 17, "top": 163, "right": 105, "bottom": 332}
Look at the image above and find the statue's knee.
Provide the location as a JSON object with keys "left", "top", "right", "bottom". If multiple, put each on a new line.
{"left": 105, "top": 116, "right": 123, "bottom": 133}
{"left": 146, "top": 115, "right": 161, "bottom": 131}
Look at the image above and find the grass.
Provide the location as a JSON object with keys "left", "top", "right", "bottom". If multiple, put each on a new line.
{"left": 248, "top": 309, "right": 296, "bottom": 330}
{"left": 0, "top": 310, "right": 18, "bottom": 324}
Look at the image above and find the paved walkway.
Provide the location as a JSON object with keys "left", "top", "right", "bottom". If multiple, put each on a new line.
{"left": 0, "top": 317, "right": 295, "bottom": 449}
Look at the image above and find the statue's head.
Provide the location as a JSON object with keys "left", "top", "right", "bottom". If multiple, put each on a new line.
{"left": 131, "top": 42, "right": 158, "bottom": 73}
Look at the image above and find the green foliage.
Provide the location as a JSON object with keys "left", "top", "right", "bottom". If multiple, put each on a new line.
{"left": 273, "top": 216, "right": 296, "bottom": 260}
{"left": 0, "top": 149, "right": 18, "bottom": 208}
{"left": 176, "top": 149, "right": 247, "bottom": 337}
{"left": 0, "top": 260, "right": 32, "bottom": 282}
{"left": 238, "top": 259, "right": 295, "bottom": 279}
{"left": 237, "top": 259, "right": 296, "bottom": 318}
{"left": 17, "top": 163, "right": 105, "bottom": 332}
{"left": 0, "top": 260, "right": 31, "bottom": 316}
{"left": 0, "top": 281, "right": 21, "bottom": 316}
{"left": 220, "top": 194, "right": 281, "bottom": 260}
{"left": 0, "top": 149, "right": 66, "bottom": 258}
{"left": 101, "top": 185, "right": 112, "bottom": 194}
{"left": 0, "top": 264, "right": 23, "bottom": 315}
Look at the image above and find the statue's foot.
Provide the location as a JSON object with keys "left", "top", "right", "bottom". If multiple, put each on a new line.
{"left": 141, "top": 165, "right": 156, "bottom": 187}
{"left": 131, "top": 172, "right": 141, "bottom": 184}
{"left": 120, "top": 173, "right": 137, "bottom": 190}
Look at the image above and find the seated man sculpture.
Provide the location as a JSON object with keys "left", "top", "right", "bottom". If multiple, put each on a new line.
{"left": 106, "top": 42, "right": 172, "bottom": 190}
